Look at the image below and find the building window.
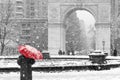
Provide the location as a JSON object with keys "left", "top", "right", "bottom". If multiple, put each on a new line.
{"left": 25, "top": 36, "right": 31, "bottom": 40}
{"left": 16, "top": 1, "right": 23, "bottom": 6}
{"left": 22, "top": 24, "right": 26, "bottom": 27}
{"left": 22, "top": 30, "right": 31, "bottom": 35}
{"left": 22, "top": 24, "right": 29, "bottom": 28}
{"left": 27, "top": 23, "right": 31, "bottom": 27}
{"left": 118, "top": 0, "right": 120, "bottom": 15}
{"left": 34, "top": 25, "right": 36, "bottom": 29}
{"left": 0, "top": 33, "right": 1, "bottom": 39}
{"left": 118, "top": 5, "right": 120, "bottom": 11}
{"left": 0, "top": 28, "right": 1, "bottom": 39}
{"left": 16, "top": 13, "right": 24, "bottom": 18}
{"left": 16, "top": 7, "right": 23, "bottom": 12}
{"left": 31, "top": 7, "right": 34, "bottom": 11}
{"left": 20, "top": 36, "right": 30, "bottom": 40}
{"left": 31, "top": 2, "right": 34, "bottom": 5}
{"left": 31, "top": 12, "right": 35, "bottom": 17}
{"left": 26, "top": 42, "right": 31, "bottom": 45}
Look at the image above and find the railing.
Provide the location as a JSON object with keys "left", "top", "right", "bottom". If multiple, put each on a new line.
{"left": 0, "top": 55, "right": 120, "bottom": 60}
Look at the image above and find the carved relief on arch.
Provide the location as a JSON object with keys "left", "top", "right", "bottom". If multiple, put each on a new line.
{"left": 60, "top": 4, "right": 98, "bottom": 23}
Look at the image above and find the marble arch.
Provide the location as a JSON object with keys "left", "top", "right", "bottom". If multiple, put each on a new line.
{"left": 48, "top": 0, "right": 111, "bottom": 55}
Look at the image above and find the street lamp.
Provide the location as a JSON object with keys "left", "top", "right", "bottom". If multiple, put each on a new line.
{"left": 102, "top": 40, "right": 105, "bottom": 51}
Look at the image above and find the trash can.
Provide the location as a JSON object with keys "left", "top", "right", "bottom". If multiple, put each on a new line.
{"left": 89, "top": 54, "right": 106, "bottom": 64}
{"left": 89, "top": 50, "right": 107, "bottom": 64}
{"left": 42, "top": 51, "right": 50, "bottom": 59}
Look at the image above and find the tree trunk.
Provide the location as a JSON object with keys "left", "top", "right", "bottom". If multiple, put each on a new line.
{"left": 0, "top": 43, "right": 5, "bottom": 55}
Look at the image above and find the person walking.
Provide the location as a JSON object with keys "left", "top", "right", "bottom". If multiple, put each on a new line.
{"left": 113, "top": 48, "right": 117, "bottom": 56}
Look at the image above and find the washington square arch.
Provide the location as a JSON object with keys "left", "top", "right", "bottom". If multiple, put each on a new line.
{"left": 1, "top": 0, "right": 120, "bottom": 56}
{"left": 48, "top": 0, "right": 112, "bottom": 55}
{"left": 47, "top": 0, "right": 120, "bottom": 56}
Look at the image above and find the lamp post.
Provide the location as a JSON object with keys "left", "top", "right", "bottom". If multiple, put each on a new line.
{"left": 102, "top": 40, "right": 105, "bottom": 51}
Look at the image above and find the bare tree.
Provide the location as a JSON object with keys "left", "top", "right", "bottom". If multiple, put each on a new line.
{"left": 0, "top": 0, "right": 14, "bottom": 55}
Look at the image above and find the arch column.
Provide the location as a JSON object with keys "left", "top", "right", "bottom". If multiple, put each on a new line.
{"left": 95, "top": 23, "right": 111, "bottom": 55}
{"left": 48, "top": 23, "right": 66, "bottom": 55}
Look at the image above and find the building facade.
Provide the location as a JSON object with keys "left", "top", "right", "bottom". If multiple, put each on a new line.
{"left": 15, "top": 0, "right": 48, "bottom": 51}
{"left": 0, "top": 0, "right": 48, "bottom": 55}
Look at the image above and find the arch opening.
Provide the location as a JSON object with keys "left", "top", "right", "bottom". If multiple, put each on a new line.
{"left": 64, "top": 10, "right": 96, "bottom": 55}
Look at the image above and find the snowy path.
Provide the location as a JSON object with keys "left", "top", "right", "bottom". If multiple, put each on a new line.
{"left": 0, "top": 67, "right": 120, "bottom": 80}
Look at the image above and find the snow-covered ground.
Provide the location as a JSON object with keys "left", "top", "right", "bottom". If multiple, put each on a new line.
{"left": 0, "top": 59, "right": 120, "bottom": 68}
{"left": 0, "top": 67, "right": 120, "bottom": 80}
{"left": 0, "top": 56, "right": 120, "bottom": 80}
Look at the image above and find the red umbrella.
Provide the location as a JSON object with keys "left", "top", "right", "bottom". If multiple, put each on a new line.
{"left": 18, "top": 45, "right": 43, "bottom": 60}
